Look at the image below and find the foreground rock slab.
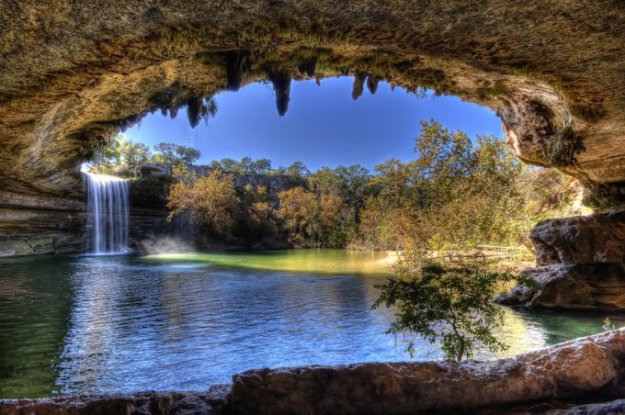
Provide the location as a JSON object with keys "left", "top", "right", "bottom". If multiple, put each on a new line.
{"left": 0, "top": 388, "right": 229, "bottom": 415}
{"left": 230, "top": 330, "right": 625, "bottom": 414}
{"left": 4, "top": 330, "right": 625, "bottom": 414}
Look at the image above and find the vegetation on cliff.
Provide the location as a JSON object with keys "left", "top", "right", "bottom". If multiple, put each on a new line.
{"left": 89, "top": 119, "right": 580, "bottom": 255}
{"left": 89, "top": 136, "right": 201, "bottom": 177}
{"left": 148, "top": 120, "right": 580, "bottom": 254}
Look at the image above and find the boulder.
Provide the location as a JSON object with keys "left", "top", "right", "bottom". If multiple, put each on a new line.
{"left": 0, "top": 387, "right": 230, "bottom": 415}
{"left": 532, "top": 211, "right": 625, "bottom": 266}
{"left": 497, "top": 211, "right": 625, "bottom": 310}
{"left": 229, "top": 330, "right": 625, "bottom": 415}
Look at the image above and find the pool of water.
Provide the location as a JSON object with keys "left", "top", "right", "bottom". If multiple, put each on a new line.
{"left": 0, "top": 249, "right": 623, "bottom": 398}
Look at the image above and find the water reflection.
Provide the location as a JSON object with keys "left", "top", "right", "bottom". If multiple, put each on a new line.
{"left": 0, "top": 251, "right": 623, "bottom": 397}
{"left": 0, "top": 256, "right": 74, "bottom": 397}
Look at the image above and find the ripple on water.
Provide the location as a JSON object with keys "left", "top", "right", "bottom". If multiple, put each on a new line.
{"left": 0, "top": 251, "right": 623, "bottom": 398}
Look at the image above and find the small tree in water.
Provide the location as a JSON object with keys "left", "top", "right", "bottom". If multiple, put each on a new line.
{"left": 373, "top": 261, "right": 513, "bottom": 361}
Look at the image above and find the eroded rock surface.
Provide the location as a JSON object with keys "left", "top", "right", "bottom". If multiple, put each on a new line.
{"left": 0, "top": 387, "right": 230, "bottom": 415}
{"left": 230, "top": 331, "right": 624, "bottom": 414}
{"left": 532, "top": 211, "right": 625, "bottom": 266}
{"left": 546, "top": 399, "right": 625, "bottom": 415}
{"left": 0, "top": 191, "right": 85, "bottom": 256}
{"left": 497, "top": 210, "right": 625, "bottom": 310}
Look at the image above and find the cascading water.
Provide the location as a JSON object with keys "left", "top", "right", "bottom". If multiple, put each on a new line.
{"left": 83, "top": 171, "right": 130, "bottom": 254}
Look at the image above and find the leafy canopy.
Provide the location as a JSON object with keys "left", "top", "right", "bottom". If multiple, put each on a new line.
{"left": 373, "top": 263, "right": 514, "bottom": 361}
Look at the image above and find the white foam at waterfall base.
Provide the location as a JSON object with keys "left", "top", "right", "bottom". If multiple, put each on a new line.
{"left": 83, "top": 171, "right": 130, "bottom": 255}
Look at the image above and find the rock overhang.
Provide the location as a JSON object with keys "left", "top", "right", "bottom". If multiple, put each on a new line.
{"left": 1, "top": 0, "right": 624, "bottom": 204}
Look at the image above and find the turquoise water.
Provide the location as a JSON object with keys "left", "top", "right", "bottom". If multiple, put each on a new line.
{"left": 0, "top": 250, "right": 622, "bottom": 398}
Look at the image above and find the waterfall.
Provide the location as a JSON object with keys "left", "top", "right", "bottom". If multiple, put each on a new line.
{"left": 84, "top": 172, "right": 130, "bottom": 255}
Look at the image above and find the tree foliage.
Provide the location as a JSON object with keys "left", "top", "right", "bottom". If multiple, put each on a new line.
{"left": 90, "top": 135, "right": 151, "bottom": 177}
{"left": 89, "top": 135, "right": 201, "bottom": 177}
{"left": 94, "top": 120, "right": 578, "bottom": 253}
{"left": 152, "top": 142, "right": 201, "bottom": 165}
{"left": 167, "top": 169, "right": 240, "bottom": 238}
{"left": 373, "top": 263, "right": 514, "bottom": 361}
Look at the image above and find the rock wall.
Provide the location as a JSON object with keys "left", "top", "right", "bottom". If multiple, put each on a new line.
{"left": 0, "top": 191, "right": 85, "bottom": 256}
{"left": 496, "top": 210, "right": 625, "bottom": 310}
{"left": 4, "top": 329, "right": 625, "bottom": 414}
{"left": 126, "top": 173, "right": 305, "bottom": 253}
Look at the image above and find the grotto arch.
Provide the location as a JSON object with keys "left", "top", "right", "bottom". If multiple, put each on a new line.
{"left": 1, "top": 0, "right": 625, "bottom": 258}
{"left": 4, "top": 2, "right": 625, "bottom": 413}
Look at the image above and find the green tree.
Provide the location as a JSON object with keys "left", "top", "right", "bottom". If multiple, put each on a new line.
{"left": 334, "top": 164, "right": 370, "bottom": 209}
{"left": 370, "top": 159, "right": 416, "bottom": 208}
{"left": 153, "top": 142, "right": 201, "bottom": 165}
{"left": 217, "top": 157, "right": 240, "bottom": 173}
{"left": 308, "top": 167, "right": 341, "bottom": 196}
{"left": 90, "top": 134, "right": 123, "bottom": 174}
{"left": 238, "top": 157, "right": 273, "bottom": 175}
{"left": 251, "top": 158, "right": 272, "bottom": 175}
{"left": 284, "top": 161, "right": 310, "bottom": 180}
{"left": 373, "top": 263, "right": 513, "bottom": 361}
{"left": 119, "top": 140, "right": 151, "bottom": 176}
{"left": 90, "top": 134, "right": 151, "bottom": 177}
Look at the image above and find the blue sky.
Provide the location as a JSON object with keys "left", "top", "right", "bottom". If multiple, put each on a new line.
{"left": 124, "top": 76, "right": 503, "bottom": 171}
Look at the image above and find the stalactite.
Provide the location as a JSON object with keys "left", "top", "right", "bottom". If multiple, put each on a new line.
{"left": 225, "top": 51, "right": 250, "bottom": 92}
{"left": 367, "top": 76, "right": 379, "bottom": 94}
{"left": 268, "top": 71, "right": 292, "bottom": 116}
{"left": 186, "top": 95, "right": 203, "bottom": 128}
{"left": 352, "top": 72, "right": 366, "bottom": 100}
{"left": 297, "top": 57, "right": 317, "bottom": 77}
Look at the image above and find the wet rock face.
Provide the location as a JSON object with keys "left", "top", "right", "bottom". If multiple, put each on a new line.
{"left": 497, "top": 210, "right": 625, "bottom": 310}
{"left": 4, "top": 330, "right": 625, "bottom": 415}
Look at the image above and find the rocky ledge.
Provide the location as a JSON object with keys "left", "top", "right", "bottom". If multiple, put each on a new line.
{"left": 496, "top": 210, "right": 625, "bottom": 310}
{"left": 4, "top": 329, "right": 625, "bottom": 414}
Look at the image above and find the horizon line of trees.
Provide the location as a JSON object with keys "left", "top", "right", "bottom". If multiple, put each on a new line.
{"left": 164, "top": 119, "right": 580, "bottom": 251}
{"left": 89, "top": 135, "right": 312, "bottom": 181}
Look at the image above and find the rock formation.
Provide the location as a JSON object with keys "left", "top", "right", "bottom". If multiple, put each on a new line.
{"left": 2, "top": 2, "right": 625, "bottom": 410}
{"left": 4, "top": 329, "right": 625, "bottom": 414}
{"left": 1, "top": 1, "right": 625, "bottom": 255}
{"left": 496, "top": 210, "right": 625, "bottom": 310}
{"left": 0, "top": 387, "right": 230, "bottom": 415}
